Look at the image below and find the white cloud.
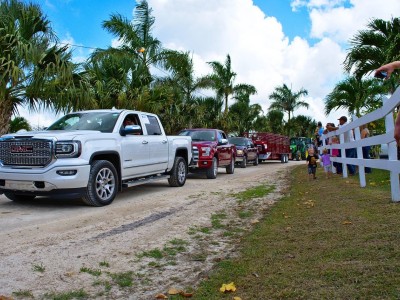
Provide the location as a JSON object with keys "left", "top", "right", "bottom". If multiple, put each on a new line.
{"left": 148, "top": 0, "right": 348, "bottom": 124}
{"left": 306, "top": 0, "right": 400, "bottom": 43}
{"left": 20, "top": 0, "right": 398, "bottom": 129}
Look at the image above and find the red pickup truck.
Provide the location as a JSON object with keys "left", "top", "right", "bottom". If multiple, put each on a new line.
{"left": 179, "top": 128, "right": 236, "bottom": 179}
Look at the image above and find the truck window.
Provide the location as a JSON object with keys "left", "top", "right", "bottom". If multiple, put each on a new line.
{"left": 145, "top": 115, "right": 162, "bottom": 135}
{"left": 217, "top": 131, "right": 226, "bottom": 141}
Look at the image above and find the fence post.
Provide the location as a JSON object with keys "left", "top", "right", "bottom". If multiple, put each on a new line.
{"left": 383, "top": 96, "right": 400, "bottom": 202}
{"left": 339, "top": 133, "right": 348, "bottom": 178}
{"left": 353, "top": 117, "right": 366, "bottom": 187}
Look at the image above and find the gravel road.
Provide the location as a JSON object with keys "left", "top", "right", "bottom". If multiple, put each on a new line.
{"left": 0, "top": 160, "right": 302, "bottom": 299}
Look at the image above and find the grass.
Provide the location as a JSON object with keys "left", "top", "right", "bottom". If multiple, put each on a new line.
{"left": 80, "top": 266, "right": 102, "bottom": 276}
{"left": 32, "top": 263, "right": 45, "bottom": 273}
{"left": 193, "top": 167, "right": 400, "bottom": 299}
{"left": 43, "top": 289, "right": 87, "bottom": 300}
{"left": 232, "top": 184, "right": 275, "bottom": 204}
{"left": 12, "top": 290, "right": 34, "bottom": 298}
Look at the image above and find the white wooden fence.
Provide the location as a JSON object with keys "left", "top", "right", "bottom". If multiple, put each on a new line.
{"left": 319, "top": 87, "right": 400, "bottom": 202}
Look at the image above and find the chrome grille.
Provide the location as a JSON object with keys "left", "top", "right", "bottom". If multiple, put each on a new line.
{"left": 192, "top": 146, "right": 199, "bottom": 163}
{"left": 0, "top": 139, "right": 53, "bottom": 167}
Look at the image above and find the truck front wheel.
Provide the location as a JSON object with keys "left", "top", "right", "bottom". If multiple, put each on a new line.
{"left": 240, "top": 156, "right": 247, "bottom": 168}
{"left": 226, "top": 157, "right": 235, "bottom": 174}
{"left": 82, "top": 160, "right": 118, "bottom": 207}
{"left": 168, "top": 156, "right": 187, "bottom": 187}
{"left": 206, "top": 157, "right": 218, "bottom": 179}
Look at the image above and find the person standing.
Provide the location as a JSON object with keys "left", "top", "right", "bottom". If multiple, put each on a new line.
{"left": 329, "top": 116, "right": 356, "bottom": 175}
{"left": 306, "top": 147, "right": 319, "bottom": 180}
{"left": 360, "top": 124, "right": 372, "bottom": 173}
{"left": 321, "top": 148, "right": 333, "bottom": 178}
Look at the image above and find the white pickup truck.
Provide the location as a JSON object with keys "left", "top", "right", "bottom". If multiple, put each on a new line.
{"left": 0, "top": 109, "right": 192, "bottom": 206}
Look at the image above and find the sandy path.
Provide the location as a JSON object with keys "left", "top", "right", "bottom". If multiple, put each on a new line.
{"left": 0, "top": 160, "right": 302, "bottom": 299}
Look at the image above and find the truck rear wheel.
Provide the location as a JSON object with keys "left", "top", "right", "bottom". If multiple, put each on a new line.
{"left": 168, "top": 156, "right": 187, "bottom": 187}
{"left": 206, "top": 157, "right": 218, "bottom": 179}
{"left": 253, "top": 157, "right": 259, "bottom": 166}
{"left": 4, "top": 192, "right": 36, "bottom": 202}
{"left": 82, "top": 160, "right": 118, "bottom": 207}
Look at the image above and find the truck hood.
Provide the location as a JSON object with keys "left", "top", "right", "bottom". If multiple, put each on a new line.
{"left": 1, "top": 130, "right": 102, "bottom": 141}
{"left": 191, "top": 141, "right": 217, "bottom": 147}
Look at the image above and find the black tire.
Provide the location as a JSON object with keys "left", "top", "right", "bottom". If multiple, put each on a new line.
{"left": 168, "top": 156, "right": 187, "bottom": 187}
{"left": 206, "top": 157, "right": 218, "bottom": 179}
{"left": 82, "top": 160, "right": 118, "bottom": 207}
{"left": 253, "top": 157, "right": 259, "bottom": 166}
{"left": 4, "top": 192, "right": 36, "bottom": 201}
{"left": 226, "top": 157, "right": 235, "bottom": 174}
{"left": 240, "top": 156, "right": 247, "bottom": 168}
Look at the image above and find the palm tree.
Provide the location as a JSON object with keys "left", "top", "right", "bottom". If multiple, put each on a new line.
{"left": 207, "top": 54, "right": 257, "bottom": 115}
{"left": 268, "top": 84, "right": 309, "bottom": 126}
{"left": 91, "top": 0, "right": 163, "bottom": 96}
{"left": 156, "top": 50, "right": 212, "bottom": 128}
{"left": 265, "top": 110, "right": 285, "bottom": 134}
{"left": 289, "top": 115, "right": 317, "bottom": 138}
{"left": 8, "top": 116, "right": 31, "bottom": 133}
{"left": 229, "top": 89, "right": 262, "bottom": 134}
{"left": 344, "top": 17, "right": 400, "bottom": 92}
{"left": 0, "top": 0, "right": 94, "bottom": 135}
{"left": 324, "top": 76, "right": 384, "bottom": 117}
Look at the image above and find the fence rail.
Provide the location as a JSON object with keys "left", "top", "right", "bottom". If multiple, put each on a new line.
{"left": 320, "top": 87, "right": 400, "bottom": 202}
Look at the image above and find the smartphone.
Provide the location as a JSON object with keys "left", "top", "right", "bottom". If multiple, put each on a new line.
{"left": 375, "top": 71, "right": 387, "bottom": 79}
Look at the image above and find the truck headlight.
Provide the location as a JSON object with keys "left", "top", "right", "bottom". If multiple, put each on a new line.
{"left": 201, "top": 147, "right": 211, "bottom": 156}
{"left": 55, "top": 141, "right": 81, "bottom": 158}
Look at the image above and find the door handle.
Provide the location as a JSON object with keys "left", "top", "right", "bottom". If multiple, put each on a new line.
{"left": 162, "top": 140, "right": 167, "bottom": 144}
{"left": 142, "top": 140, "right": 148, "bottom": 144}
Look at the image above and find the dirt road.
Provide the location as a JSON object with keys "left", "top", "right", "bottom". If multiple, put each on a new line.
{"left": 0, "top": 161, "right": 301, "bottom": 299}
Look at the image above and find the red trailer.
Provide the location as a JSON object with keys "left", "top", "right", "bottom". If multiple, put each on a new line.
{"left": 244, "top": 132, "right": 291, "bottom": 163}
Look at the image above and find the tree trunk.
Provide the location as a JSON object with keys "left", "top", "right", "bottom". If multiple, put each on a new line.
{"left": 0, "top": 98, "right": 14, "bottom": 135}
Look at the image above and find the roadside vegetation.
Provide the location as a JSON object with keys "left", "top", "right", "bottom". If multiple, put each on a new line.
{"left": 193, "top": 167, "right": 400, "bottom": 299}
{"left": 3, "top": 0, "right": 398, "bottom": 137}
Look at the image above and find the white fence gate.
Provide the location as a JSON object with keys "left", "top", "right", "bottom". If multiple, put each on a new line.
{"left": 320, "top": 87, "right": 400, "bottom": 202}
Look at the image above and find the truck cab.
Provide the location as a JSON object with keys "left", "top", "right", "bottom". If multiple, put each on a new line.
{"left": 179, "top": 128, "right": 236, "bottom": 179}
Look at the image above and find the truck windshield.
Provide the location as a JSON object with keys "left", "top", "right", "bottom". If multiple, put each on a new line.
{"left": 47, "top": 112, "right": 120, "bottom": 133}
{"left": 228, "top": 137, "right": 246, "bottom": 146}
{"left": 179, "top": 130, "right": 215, "bottom": 142}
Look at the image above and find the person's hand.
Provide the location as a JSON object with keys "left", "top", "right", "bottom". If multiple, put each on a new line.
{"left": 375, "top": 61, "right": 400, "bottom": 79}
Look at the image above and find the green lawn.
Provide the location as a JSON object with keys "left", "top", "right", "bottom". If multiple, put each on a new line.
{"left": 193, "top": 167, "right": 400, "bottom": 299}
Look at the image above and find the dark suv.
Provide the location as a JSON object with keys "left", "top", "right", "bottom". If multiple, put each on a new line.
{"left": 228, "top": 137, "right": 258, "bottom": 168}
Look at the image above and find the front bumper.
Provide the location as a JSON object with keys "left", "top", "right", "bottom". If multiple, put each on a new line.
{"left": 188, "top": 158, "right": 213, "bottom": 170}
{"left": 0, "top": 164, "right": 91, "bottom": 193}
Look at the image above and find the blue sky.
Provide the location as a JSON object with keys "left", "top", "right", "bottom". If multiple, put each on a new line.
{"left": 25, "top": 0, "right": 400, "bottom": 128}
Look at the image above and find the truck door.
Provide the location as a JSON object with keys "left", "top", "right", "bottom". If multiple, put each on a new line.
{"left": 120, "top": 114, "right": 151, "bottom": 177}
{"left": 141, "top": 114, "right": 169, "bottom": 173}
{"left": 217, "top": 131, "right": 231, "bottom": 165}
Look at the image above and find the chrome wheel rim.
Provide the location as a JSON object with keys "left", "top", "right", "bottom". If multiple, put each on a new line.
{"left": 177, "top": 161, "right": 186, "bottom": 183}
{"left": 95, "top": 167, "right": 115, "bottom": 200}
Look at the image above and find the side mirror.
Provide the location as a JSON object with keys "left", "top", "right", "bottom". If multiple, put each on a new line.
{"left": 219, "top": 138, "right": 228, "bottom": 145}
{"left": 120, "top": 125, "right": 142, "bottom": 136}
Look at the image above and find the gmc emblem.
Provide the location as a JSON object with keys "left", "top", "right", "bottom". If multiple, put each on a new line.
{"left": 10, "top": 145, "right": 33, "bottom": 153}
